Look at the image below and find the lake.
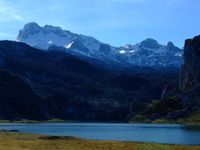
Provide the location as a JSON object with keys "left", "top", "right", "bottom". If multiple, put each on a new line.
{"left": 0, "top": 123, "right": 200, "bottom": 145}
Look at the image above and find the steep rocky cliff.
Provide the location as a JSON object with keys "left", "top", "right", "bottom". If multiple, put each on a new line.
{"left": 180, "top": 35, "right": 200, "bottom": 109}
{"left": 161, "top": 35, "right": 200, "bottom": 110}
{"left": 180, "top": 35, "right": 200, "bottom": 91}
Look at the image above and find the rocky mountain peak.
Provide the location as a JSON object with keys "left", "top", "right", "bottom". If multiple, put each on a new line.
{"left": 140, "top": 38, "right": 160, "bottom": 49}
{"left": 167, "top": 41, "right": 175, "bottom": 48}
{"left": 166, "top": 41, "right": 183, "bottom": 55}
{"left": 43, "top": 25, "right": 70, "bottom": 36}
{"left": 17, "top": 22, "right": 41, "bottom": 39}
{"left": 24, "top": 22, "right": 40, "bottom": 29}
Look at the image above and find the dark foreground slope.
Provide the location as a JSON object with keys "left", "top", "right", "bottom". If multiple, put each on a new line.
{"left": 0, "top": 41, "right": 178, "bottom": 121}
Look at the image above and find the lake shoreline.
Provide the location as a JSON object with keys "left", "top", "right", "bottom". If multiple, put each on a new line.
{"left": 0, "top": 131, "right": 200, "bottom": 150}
{"left": 0, "top": 123, "right": 200, "bottom": 146}
{"left": 1, "top": 119, "right": 200, "bottom": 127}
{"left": 0, "top": 119, "right": 127, "bottom": 124}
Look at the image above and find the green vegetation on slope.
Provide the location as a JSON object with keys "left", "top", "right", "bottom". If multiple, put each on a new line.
{"left": 130, "top": 97, "right": 200, "bottom": 125}
{"left": 131, "top": 97, "right": 183, "bottom": 123}
{"left": 177, "top": 112, "right": 200, "bottom": 125}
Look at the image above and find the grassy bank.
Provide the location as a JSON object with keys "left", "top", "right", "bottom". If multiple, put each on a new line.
{"left": 0, "top": 131, "right": 199, "bottom": 150}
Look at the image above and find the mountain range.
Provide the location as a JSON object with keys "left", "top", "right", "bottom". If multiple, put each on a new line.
{"left": 0, "top": 40, "right": 178, "bottom": 121}
{"left": 1, "top": 22, "right": 199, "bottom": 123}
{"left": 17, "top": 22, "right": 183, "bottom": 68}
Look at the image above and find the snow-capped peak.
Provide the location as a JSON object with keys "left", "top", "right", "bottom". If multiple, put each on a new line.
{"left": 17, "top": 22, "right": 183, "bottom": 68}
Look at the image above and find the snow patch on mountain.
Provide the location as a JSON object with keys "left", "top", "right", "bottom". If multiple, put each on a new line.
{"left": 48, "top": 41, "right": 53, "bottom": 44}
{"left": 119, "top": 50, "right": 126, "bottom": 54}
{"left": 65, "top": 42, "right": 74, "bottom": 49}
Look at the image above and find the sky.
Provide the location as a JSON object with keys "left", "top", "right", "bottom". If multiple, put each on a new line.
{"left": 0, "top": 0, "right": 200, "bottom": 48}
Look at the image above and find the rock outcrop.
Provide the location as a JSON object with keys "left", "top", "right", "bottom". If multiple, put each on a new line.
{"left": 161, "top": 84, "right": 178, "bottom": 101}
{"left": 180, "top": 35, "right": 200, "bottom": 109}
{"left": 180, "top": 35, "right": 200, "bottom": 91}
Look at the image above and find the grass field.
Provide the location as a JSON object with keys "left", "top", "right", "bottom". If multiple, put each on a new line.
{"left": 0, "top": 131, "right": 199, "bottom": 150}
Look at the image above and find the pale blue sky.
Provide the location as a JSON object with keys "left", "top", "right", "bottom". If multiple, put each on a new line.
{"left": 0, "top": 0, "right": 199, "bottom": 47}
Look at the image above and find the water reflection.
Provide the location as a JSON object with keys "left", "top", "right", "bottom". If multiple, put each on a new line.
{"left": 0, "top": 123, "right": 200, "bottom": 145}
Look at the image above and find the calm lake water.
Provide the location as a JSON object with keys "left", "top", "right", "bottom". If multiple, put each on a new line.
{"left": 0, "top": 123, "right": 200, "bottom": 145}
